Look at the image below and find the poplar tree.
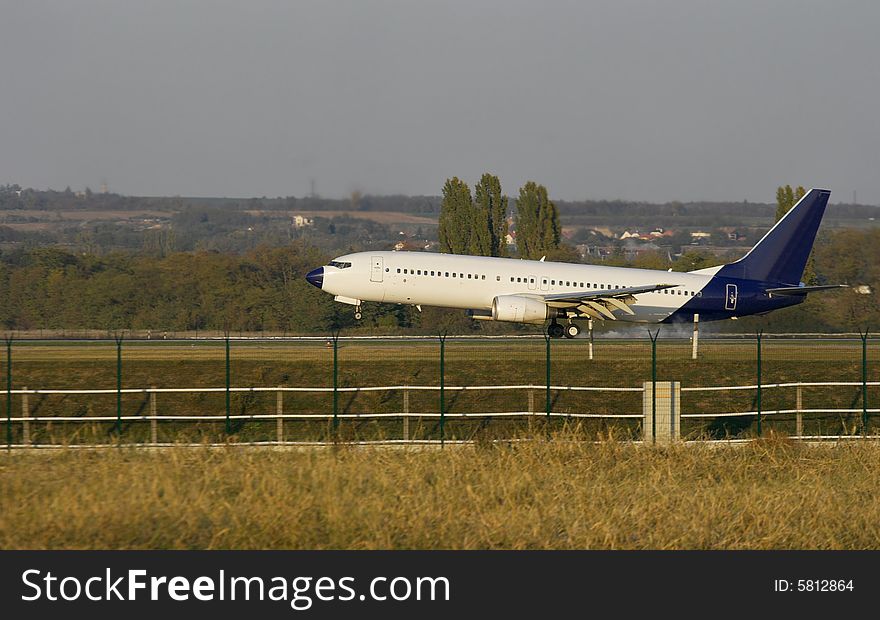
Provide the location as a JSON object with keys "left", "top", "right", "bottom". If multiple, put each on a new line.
{"left": 515, "top": 182, "right": 560, "bottom": 260}
{"left": 474, "top": 173, "right": 509, "bottom": 257}
{"left": 775, "top": 184, "right": 806, "bottom": 222}
{"left": 775, "top": 184, "right": 814, "bottom": 284}
{"left": 438, "top": 177, "right": 474, "bottom": 254}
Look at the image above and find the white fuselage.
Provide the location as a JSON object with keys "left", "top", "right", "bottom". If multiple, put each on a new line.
{"left": 319, "top": 251, "right": 713, "bottom": 323}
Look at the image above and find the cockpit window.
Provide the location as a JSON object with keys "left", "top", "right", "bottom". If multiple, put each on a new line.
{"left": 328, "top": 261, "right": 352, "bottom": 269}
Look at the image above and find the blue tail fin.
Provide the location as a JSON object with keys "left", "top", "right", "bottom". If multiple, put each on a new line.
{"left": 717, "top": 188, "right": 830, "bottom": 284}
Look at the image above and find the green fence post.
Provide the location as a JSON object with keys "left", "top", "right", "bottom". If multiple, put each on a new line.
{"left": 860, "top": 329, "right": 869, "bottom": 436}
{"left": 225, "top": 333, "right": 231, "bottom": 434}
{"left": 115, "top": 333, "right": 123, "bottom": 436}
{"left": 756, "top": 330, "right": 763, "bottom": 437}
{"left": 5, "top": 336, "right": 11, "bottom": 448}
{"left": 332, "top": 330, "right": 340, "bottom": 433}
{"left": 439, "top": 332, "right": 446, "bottom": 447}
{"left": 542, "top": 331, "right": 552, "bottom": 439}
{"left": 545, "top": 331, "right": 552, "bottom": 418}
{"left": 648, "top": 329, "right": 659, "bottom": 445}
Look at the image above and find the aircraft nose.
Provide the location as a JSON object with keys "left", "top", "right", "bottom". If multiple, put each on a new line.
{"left": 305, "top": 267, "right": 324, "bottom": 289}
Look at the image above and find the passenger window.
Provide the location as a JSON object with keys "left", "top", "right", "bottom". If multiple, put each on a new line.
{"left": 468, "top": 274, "right": 472, "bottom": 279}
{"left": 517, "top": 277, "right": 521, "bottom": 283}
{"left": 452, "top": 273, "right": 456, "bottom": 278}
{"left": 510, "top": 277, "right": 514, "bottom": 282}
{"left": 565, "top": 281, "right": 570, "bottom": 287}
{"left": 403, "top": 269, "right": 408, "bottom": 274}
{"left": 460, "top": 274, "right": 463, "bottom": 279}
{"left": 496, "top": 275, "right": 500, "bottom": 281}
{"left": 551, "top": 280, "right": 555, "bottom": 285}
{"left": 530, "top": 278, "right": 535, "bottom": 284}
{"left": 445, "top": 272, "right": 449, "bottom": 277}
{"left": 430, "top": 271, "right": 435, "bottom": 276}
{"left": 600, "top": 284, "right": 604, "bottom": 289}
{"left": 397, "top": 268, "right": 401, "bottom": 273}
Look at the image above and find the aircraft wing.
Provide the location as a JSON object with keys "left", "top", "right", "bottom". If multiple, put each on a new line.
{"left": 523, "top": 283, "right": 680, "bottom": 320}
{"left": 541, "top": 283, "right": 680, "bottom": 303}
{"left": 766, "top": 284, "right": 848, "bottom": 296}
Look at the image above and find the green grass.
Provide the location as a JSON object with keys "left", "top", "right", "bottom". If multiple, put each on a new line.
{"left": 2, "top": 338, "right": 878, "bottom": 444}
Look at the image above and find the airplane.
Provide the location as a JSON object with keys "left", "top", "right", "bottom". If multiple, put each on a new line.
{"left": 305, "top": 188, "right": 846, "bottom": 338}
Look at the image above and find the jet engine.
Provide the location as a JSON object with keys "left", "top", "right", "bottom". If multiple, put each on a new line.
{"left": 491, "top": 295, "right": 558, "bottom": 324}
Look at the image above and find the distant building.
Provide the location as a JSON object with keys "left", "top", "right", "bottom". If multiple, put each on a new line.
{"left": 394, "top": 240, "right": 423, "bottom": 251}
{"left": 622, "top": 239, "right": 664, "bottom": 259}
{"left": 292, "top": 215, "right": 314, "bottom": 228}
{"left": 690, "top": 231, "right": 711, "bottom": 239}
{"left": 577, "top": 244, "right": 614, "bottom": 259}
{"left": 719, "top": 227, "right": 744, "bottom": 241}
{"left": 621, "top": 228, "right": 673, "bottom": 241}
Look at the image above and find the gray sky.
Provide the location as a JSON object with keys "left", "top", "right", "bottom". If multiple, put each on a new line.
{"left": 2, "top": 1, "right": 879, "bottom": 203}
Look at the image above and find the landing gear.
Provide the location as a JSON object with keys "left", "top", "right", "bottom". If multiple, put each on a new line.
{"left": 354, "top": 305, "right": 362, "bottom": 321}
{"left": 548, "top": 321, "right": 580, "bottom": 339}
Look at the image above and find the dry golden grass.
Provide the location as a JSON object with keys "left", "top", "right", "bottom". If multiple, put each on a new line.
{"left": 2, "top": 435, "right": 880, "bottom": 550}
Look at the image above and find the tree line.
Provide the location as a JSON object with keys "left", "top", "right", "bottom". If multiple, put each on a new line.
{"left": 0, "top": 226, "right": 876, "bottom": 334}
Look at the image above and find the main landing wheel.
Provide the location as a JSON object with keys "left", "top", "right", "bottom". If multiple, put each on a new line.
{"left": 548, "top": 323, "right": 564, "bottom": 339}
{"left": 564, "top": 323, "right": 580, "bottom": 339}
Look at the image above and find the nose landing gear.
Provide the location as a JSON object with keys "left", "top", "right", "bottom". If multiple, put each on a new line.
{"left": 354, "top": 305, "right": 362, "bottom": 320}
